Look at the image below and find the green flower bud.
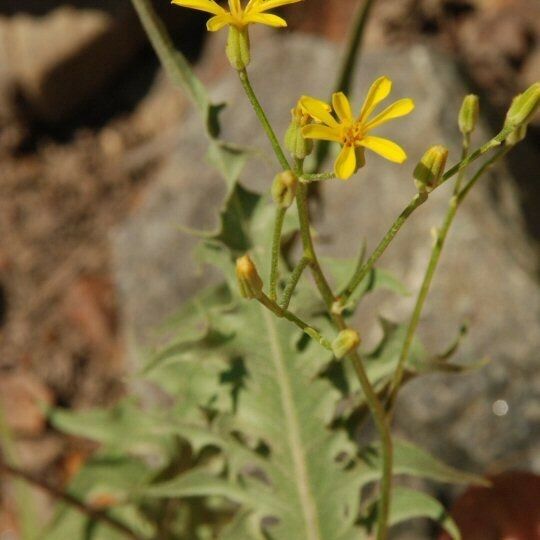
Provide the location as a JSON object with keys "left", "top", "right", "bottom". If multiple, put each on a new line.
{"left": 272, "top": 170, "right": 298, "bottom": 208}
{"left": 284, "top": 104, "right": 313, "bottom": 159}
{"left": 505, "top": 82, "right": 540, "bottom": 128}
{"left": 332, "top": 329, "right": 361, "bottom": 359}
{"left": 236, "top": 254, "right": 263, "bottom": 299}
{"left": 458, "top": 94, "right": 479, "bottom": 136}
{"left": 414, "top": 145, "right": 449, "bottom": 193}
{"left": 505, "top": 123, "right": 528, "bottom": 147}
{"left": 226, "top": 26, "right": 250, "bottom": 71}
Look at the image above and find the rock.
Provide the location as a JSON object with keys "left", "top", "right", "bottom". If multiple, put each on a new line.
{"left": 0, "top": 372, "right": 53, "bottom": 436}
{"left": 0, "top": 2, "right": 142, "bottom": 122}
{"left": 112, "top": 31, "right": 540, "bottom": 489}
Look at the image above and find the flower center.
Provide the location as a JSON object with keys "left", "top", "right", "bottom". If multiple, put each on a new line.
{"left": 342, "top": 122, "right": 364, "bottom": 147}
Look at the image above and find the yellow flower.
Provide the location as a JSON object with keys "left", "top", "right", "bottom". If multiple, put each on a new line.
{"left": 171, "top": 0, "right": 302, "bottom": 32}
{"left": 301, "top": 77, "right": 415, "bottom": 180}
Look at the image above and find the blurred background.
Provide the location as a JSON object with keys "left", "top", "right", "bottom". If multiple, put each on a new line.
{"left": 0, "top": 0, "right": 539, "bottom": 538}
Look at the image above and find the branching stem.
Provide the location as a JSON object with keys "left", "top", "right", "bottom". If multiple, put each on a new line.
{"left": 294, "top": 159, "right": 392, "bottom": 540}
{"left": 280, "top": 257, "right": 310, "bottom": 309}
{"left": 386, "top": 147, "right": 509, "bottom": 413}
{"left": 257, "top": 293, "right": 332, "bottom": 350}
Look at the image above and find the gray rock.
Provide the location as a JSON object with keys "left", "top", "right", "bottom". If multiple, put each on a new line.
{"left": 0, "top": 2, "right": 142, "bottom": 121}
{"left": 112, "top": 30, "right": 540, "bottom": 488}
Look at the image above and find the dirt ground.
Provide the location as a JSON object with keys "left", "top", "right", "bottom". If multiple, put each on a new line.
{"left": 0, "top": 0, "right": 538, "bottom": 531}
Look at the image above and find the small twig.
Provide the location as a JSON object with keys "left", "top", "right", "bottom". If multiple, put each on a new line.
{"left": 270, "top": 207, "right": 287, "bottom": 300}
{"left": 257, "top": 293, "right": 332, "bottom": 351}
{"left": 300, "top": 172, "right": 336, "bottom": 182}
{"left": 280, "top": 256, "right": 310, "bottom": 309}
{"left": 0, "top": 460, "right": 144, "bottom": 540}
{"left": 340, "top": 192, "right": 428, "bottom": 303}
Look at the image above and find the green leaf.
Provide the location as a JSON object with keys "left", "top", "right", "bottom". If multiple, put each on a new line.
{"left": 364, "top": 487, "right": 461, "bottom": 540}
{"left": 48, "top": 401, "right": 178, "bottom": 465}
{"left": 143, "top": 469, "right": 252, "bottom": 505}
{"left": 219, "top": 511, "right": 263, "bottom": 540}
{"left": 130, "top": 0, "right": 222, "bottom": 138}
{"left": 142, "top": 179, "right": 379, "bottom": 539}
{"left": 357, "top": 438, "right": 488, "bottom": 487}
{"left": 207, "top": 143, "right": 250, "bottom": 189}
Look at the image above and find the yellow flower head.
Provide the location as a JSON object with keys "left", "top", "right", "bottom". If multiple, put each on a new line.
{"left": 172, "top": 0, "right": 302, "bottom": 32}
{"left": 301, "top": 76, "right": 415, "bottom": 180}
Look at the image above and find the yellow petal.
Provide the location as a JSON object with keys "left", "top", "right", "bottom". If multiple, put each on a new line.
{"left": 172, "top": 0, "right": 225, "bottom": 15}
{"left": 250, "top": 0, "right": 303, "bottom": 12}
{"left": 364, "top": 99, "right": 415, "bottom": 131}
{"left": 332, "top": 92, "right": 353, "bottom": 123}
{"left": 358, "top": 76, "right": 392, "bottom": 123}
{"left": 207, "top": 14, "right": 234, "bottom": 31}
{"left": 334, "top": 145, "right": 357, "bottom": 180}
{"left": 299, "top": 96, "right": 339, "bottom": 128}
{"left": 302, "top": 124, "right": 342, "bottom": 142}
{"left": 228, "top": 0, "right": 242, "bottom": 16}
{"left": 359, "top": 136, "right": 407, "bottom": 163}
{"left": 243, "top": 12, "right": 287, "bottom": 26}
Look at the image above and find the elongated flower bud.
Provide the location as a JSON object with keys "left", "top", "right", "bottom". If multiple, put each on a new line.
{"left": 272, "top": 170, "right": 298, "bottom": 208}
{"left": 284, "top": 104, "right": 313, "bottom": 159}
{"left": 332, "top": 329, "right": 361, "bottom": 359}
{"left": 236, "top": 255, "right": 263, "bottom": 299}
{"left": 226, "top": 26, "right": 250, "bottom": 70}
{"left": 414, "top": 145, "right": 449, "bottom": 193}
{"left": 505, "top": 82, "right": 540, "bottom": 128}
{"left": 458, "top": 94, "right": 479, "bottom": 136}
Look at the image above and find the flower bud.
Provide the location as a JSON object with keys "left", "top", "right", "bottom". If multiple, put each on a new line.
{"left": 272, "top": 170, "right": 298, "bottom": 208}
{"left": 284, "top": 104, "right": 313, "bottom": 159}
{"left": 458, "top": 94, "right": 479, "bottom": 136}
{"left": 505, "top": 82, "right": 540, "bottom": 128}
{"left": 236, "top": 255, "right": 263, "bottom": 299}
{"left": 331, "top": 329, "right": 361, "bottom": 359}
{"left": 226, "top": 26, "right": 250, "bottom": 70}
{"left": 414, "top": 145, "right": 449, "bottom": 193}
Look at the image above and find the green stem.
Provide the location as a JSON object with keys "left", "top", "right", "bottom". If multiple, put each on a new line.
{"left": 270, "top": 207, "right": 287, "bottom": 300}
{"left": 453, "top": 134, "right": 470, "bottom": 195}
{"left": 280, "top": 257, "right": 310, "bottom": 309}
{"left": 257, "top": 293, "right": 332, "bottom": 350}
{"left": 238, "top": 69, "right": 291, "bottom": 171}
{"left": 349, "top": 351, "right": 392, "bottom": 540}
{"left": 387, "top": 148, "right": 508, "bottom": 412}
{"left": 340, "top": 127, "right": 513, "bottom": 305}
{"left": 340, "top": 192, "right": 428, "bottom": 301}
{"left": 441, "top": 126, "right": 513, "bottom": 183}
{"left": 300, "top": 172, "right": 336, "bottom": 182}
{"left": 295, "top": 181, "right": 336, "bottom": 309}
{"left": 295, "top": 159, "right": 392, "bottom": 540}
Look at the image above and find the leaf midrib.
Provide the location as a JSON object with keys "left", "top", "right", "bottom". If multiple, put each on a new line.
{"left": 261, "top": 307, "right": 321, "bottom": 540}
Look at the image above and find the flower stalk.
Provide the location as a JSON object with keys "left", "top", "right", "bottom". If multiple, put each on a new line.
{"left": 386, "top": 146, "right": 510, "bottom": 413}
